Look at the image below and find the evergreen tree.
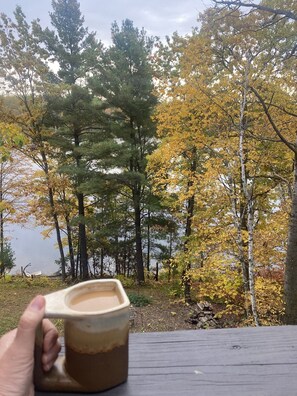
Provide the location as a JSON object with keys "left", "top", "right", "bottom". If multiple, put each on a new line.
{"left": 89, "top": 19, "right": 158, "bottom": 283}
{"left": 41, "top": 0, "right": 104, "bottom": 279}
{"left": 0, "top": 242, "right": 15, "bottom": 276}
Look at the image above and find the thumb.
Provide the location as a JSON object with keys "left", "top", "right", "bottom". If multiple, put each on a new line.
{"left": 14, "top": 295, "right": 45, "bottom": 351}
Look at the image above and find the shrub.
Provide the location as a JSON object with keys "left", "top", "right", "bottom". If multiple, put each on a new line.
{"left": 127, "top": 293, "right": 152, "bottom": 307}
{"left": 192, "top": 259, "right": 245, "bottom": 319}
{"left": 0, "top": 243, "right": 15, "bottom": 276}
{"left": 254, "top": 276, "right": 284, "bottom": 325}
{"left": 115, "top": 275, "right": 135, "bottom": 288}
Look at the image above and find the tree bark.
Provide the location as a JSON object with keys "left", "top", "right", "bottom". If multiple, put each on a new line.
{"left": 0, "top": 163, "right": 3, "bottom": 275}
{"left": 247, "top": 200, "right": 259, "bottom": 326}
{"left": 229, "top": 181, "right": 250, "bottom": 316}
{"left": 183, "top": 193, "right": 195, "bottom": 303}
{"left": 182, "top": 150, "right": 197, "bottom": 304}
{"left": 74, "top": 130, "right": 89, "bottom": 280}
{"left": 238, "top": 56, "right": 259, "bottom": 325}
{"left": 133, "top": 186, "right": 145, "bottom": 284}
{"left": 285, "top": 154, "right": 297, "bottom": 324}
{"left": 40, "top": 150, "right": 66, "bottom": 280}
{"left": 65, "top": 215, "right": 75, "bottom": 279}
{"left": 77, "top": 191, "right": 89, "bottom": 279}
{"left": 50, "top": 190, "right": 66, "bottom": 280}
{"left": 146, "top": 208, "right": 151, "bottom": 272}
{"left": 100, "top": 248, "right": 104, "bottom": 278}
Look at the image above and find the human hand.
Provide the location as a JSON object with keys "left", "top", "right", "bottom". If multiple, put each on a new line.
{"left": 0, "top": 295, "right": 61, "bottom": 396}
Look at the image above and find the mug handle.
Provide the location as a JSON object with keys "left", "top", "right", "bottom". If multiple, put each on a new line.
{"left": 33, "top": 311, "right": 82, "bottom": 391}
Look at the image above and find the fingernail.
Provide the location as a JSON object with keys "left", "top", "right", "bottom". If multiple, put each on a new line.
{"left": 30, "top": 295, "right": 45, "bottom": 311}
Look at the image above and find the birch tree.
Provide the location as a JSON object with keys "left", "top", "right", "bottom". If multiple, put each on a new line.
{"left": 212, "top": 0, "right": 297, "bottom": 324}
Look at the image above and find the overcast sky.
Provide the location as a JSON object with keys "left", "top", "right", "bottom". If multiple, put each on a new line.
{"left": 1, "top": 0, "right": 212, "bottom": 45}
{"left": 2, "top": 0, "right": 212, "bottom": 275}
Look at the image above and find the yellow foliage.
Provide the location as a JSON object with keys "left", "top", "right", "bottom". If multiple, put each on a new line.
{"left": 191, "top": 256, "right": 284, "bottom": 326}
{"left": 255, "top": 277, "right": 284, "bottom": 325}
{"left": 192, "top": 256, "right": 245, "bottom": 318}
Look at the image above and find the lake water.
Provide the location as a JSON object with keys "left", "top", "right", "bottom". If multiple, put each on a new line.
{"left": 6, "top": 224, "right": 59, "bottom": 275}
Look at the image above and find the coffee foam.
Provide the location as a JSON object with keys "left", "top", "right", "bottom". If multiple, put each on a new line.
{"left": 64, "top": 320, "right": 129, "bottom": 354}
{"left": 68, "top": 290, "right": 121, "bottom": 312}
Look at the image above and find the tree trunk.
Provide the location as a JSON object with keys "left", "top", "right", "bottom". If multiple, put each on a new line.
{"left": 183, "top": 193, "right": 195, "bottom": 303}
{"left": 247, "top": 200, "right": 259, "bottom": 326}
{"left": 285, "top": 154, "right": 297, "bottom": 324}
{"left": 155, "top": 261, "right": 159, "bottom": 281}
{"left": 100, "top": 248, "right": 104, "bottom": 278}
{"left": 122, "top": 230, "right": 127, "bottom": 276}
{"left": 65, "top": 215, "right": 75, "bottom": 279}
{"left": 77, "top": 191, "right": 89, "bottom": 279}
{"left": 133, "top": 186, "right": 145, "bottom": 284}
{"left": 74, "top": 130, "right": 88, "bottom": 280}
{"left": 40, "top": 150, "right": 66, "bottom": 280}
{"left": 146, "top": 209, "right": 151, "bottom": 272}
{"left": 239, "top": 200, "right": 250, "bottom": 295}
{"left": 229, "top": 181, "right": 250, "bottom": 316}
{"left": 115, "top": 235, "right": 120, "bottom": 275}
{"left": 0, "top": 163, "right": 3, "bottom": 275}
{"left": 182, "top": 151, "right": 197, "bottom": 304}
{"left": 238, "top": 55, "right": 259, "bottom": 325}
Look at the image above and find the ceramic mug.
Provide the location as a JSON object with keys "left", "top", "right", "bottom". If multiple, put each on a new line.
{"left": 34, "top": 279, "right": 130, "bottom": 392}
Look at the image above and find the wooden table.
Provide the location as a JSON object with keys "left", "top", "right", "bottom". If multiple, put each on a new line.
{"left": 36, "top": 325, "right": 297, "bottom": 395}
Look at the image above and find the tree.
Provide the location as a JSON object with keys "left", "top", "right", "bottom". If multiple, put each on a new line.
{"left": 89, "top": 19, "right": 158, "bottom": 283}
{"left": 0, "top": 7, "right": 68, "bottom": 279}
{"left": 149, "top": 4, "right": 294, "bottom": 323}
{"left": 148, "top": 34, "right": 211, "bottom": 301}
{"left": 0, "top": 151, "right": 30, "bottom": 276}
{"left": 212, "top": 0, "right": 297, "bottom": 324}
{"left": 40, "top": 0, "right": 103, "bottom": 279}
{"left": 197, "top": 4, "right": 294, "bottom": 324}
{"left": 0, "top": 242, "right": 15, "bottom": 276}
{"left": 213, "top": 0, "right": 297, "bottom": 21}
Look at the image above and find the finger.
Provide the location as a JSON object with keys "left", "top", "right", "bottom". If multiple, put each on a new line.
{"left": 42, "top": 341, "right": 61, "bottom": 371}
{"left": 42, "top": 318, "right": 57, "bottom": 336}
{"left": 42, "top": 320, "right": 59, "bottom": 353}
{"left": 41, "top": 319, "right": 61, "bottom": 371}
{"left": 14, "top": 295, "right": 45, "bottom": 353}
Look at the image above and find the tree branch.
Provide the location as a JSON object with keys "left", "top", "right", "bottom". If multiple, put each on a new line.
{"left": 250, "top": 86, "right": 297, "bottom": 154}
{"left": 213, "top": 1, "right": 297, "bottom": 20}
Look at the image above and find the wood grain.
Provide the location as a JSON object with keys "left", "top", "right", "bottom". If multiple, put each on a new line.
{"left": 35, "top": 325, "right": 297, "bottom": 396}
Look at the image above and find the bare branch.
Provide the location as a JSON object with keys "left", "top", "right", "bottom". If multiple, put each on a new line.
{"left": 267, "top": 103, "right": 297, "bottom": 118}
{"left": 250, "top": 86, "right": 297, "bottom": 154}
{"left": 213, "top": 0, "right": 297, "bottom": 21}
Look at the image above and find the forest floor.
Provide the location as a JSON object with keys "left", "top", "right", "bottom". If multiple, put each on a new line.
{"left": 126, "top": 283, "right": 221, "bottom": 333}
{"left": 0, "top": 276, "right": 225, "bottom": 336}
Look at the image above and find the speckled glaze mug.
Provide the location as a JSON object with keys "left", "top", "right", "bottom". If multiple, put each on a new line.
{"left": 34, "top": 279, "right": 130, "bottom": 393}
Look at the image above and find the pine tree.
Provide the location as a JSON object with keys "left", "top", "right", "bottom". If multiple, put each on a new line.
{"left": 41, "top": 0, "right": 103, "bottom": 279}
{"left": 89, "top": 19, "right": 158, "bottom": 283}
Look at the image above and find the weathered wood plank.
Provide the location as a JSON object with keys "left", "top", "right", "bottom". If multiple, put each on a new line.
{"left": 35, "top": 325, "right": 297, "bottom": 396}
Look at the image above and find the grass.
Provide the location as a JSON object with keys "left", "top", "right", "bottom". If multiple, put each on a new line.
{"left": 0, "top": 276, "right": 158, "bottom": 336}
{"left": 0, "top": 276, "right": 176, "bottom": 336}
{"left": 0, "top": 276, "right": 64, "bottom": 336}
